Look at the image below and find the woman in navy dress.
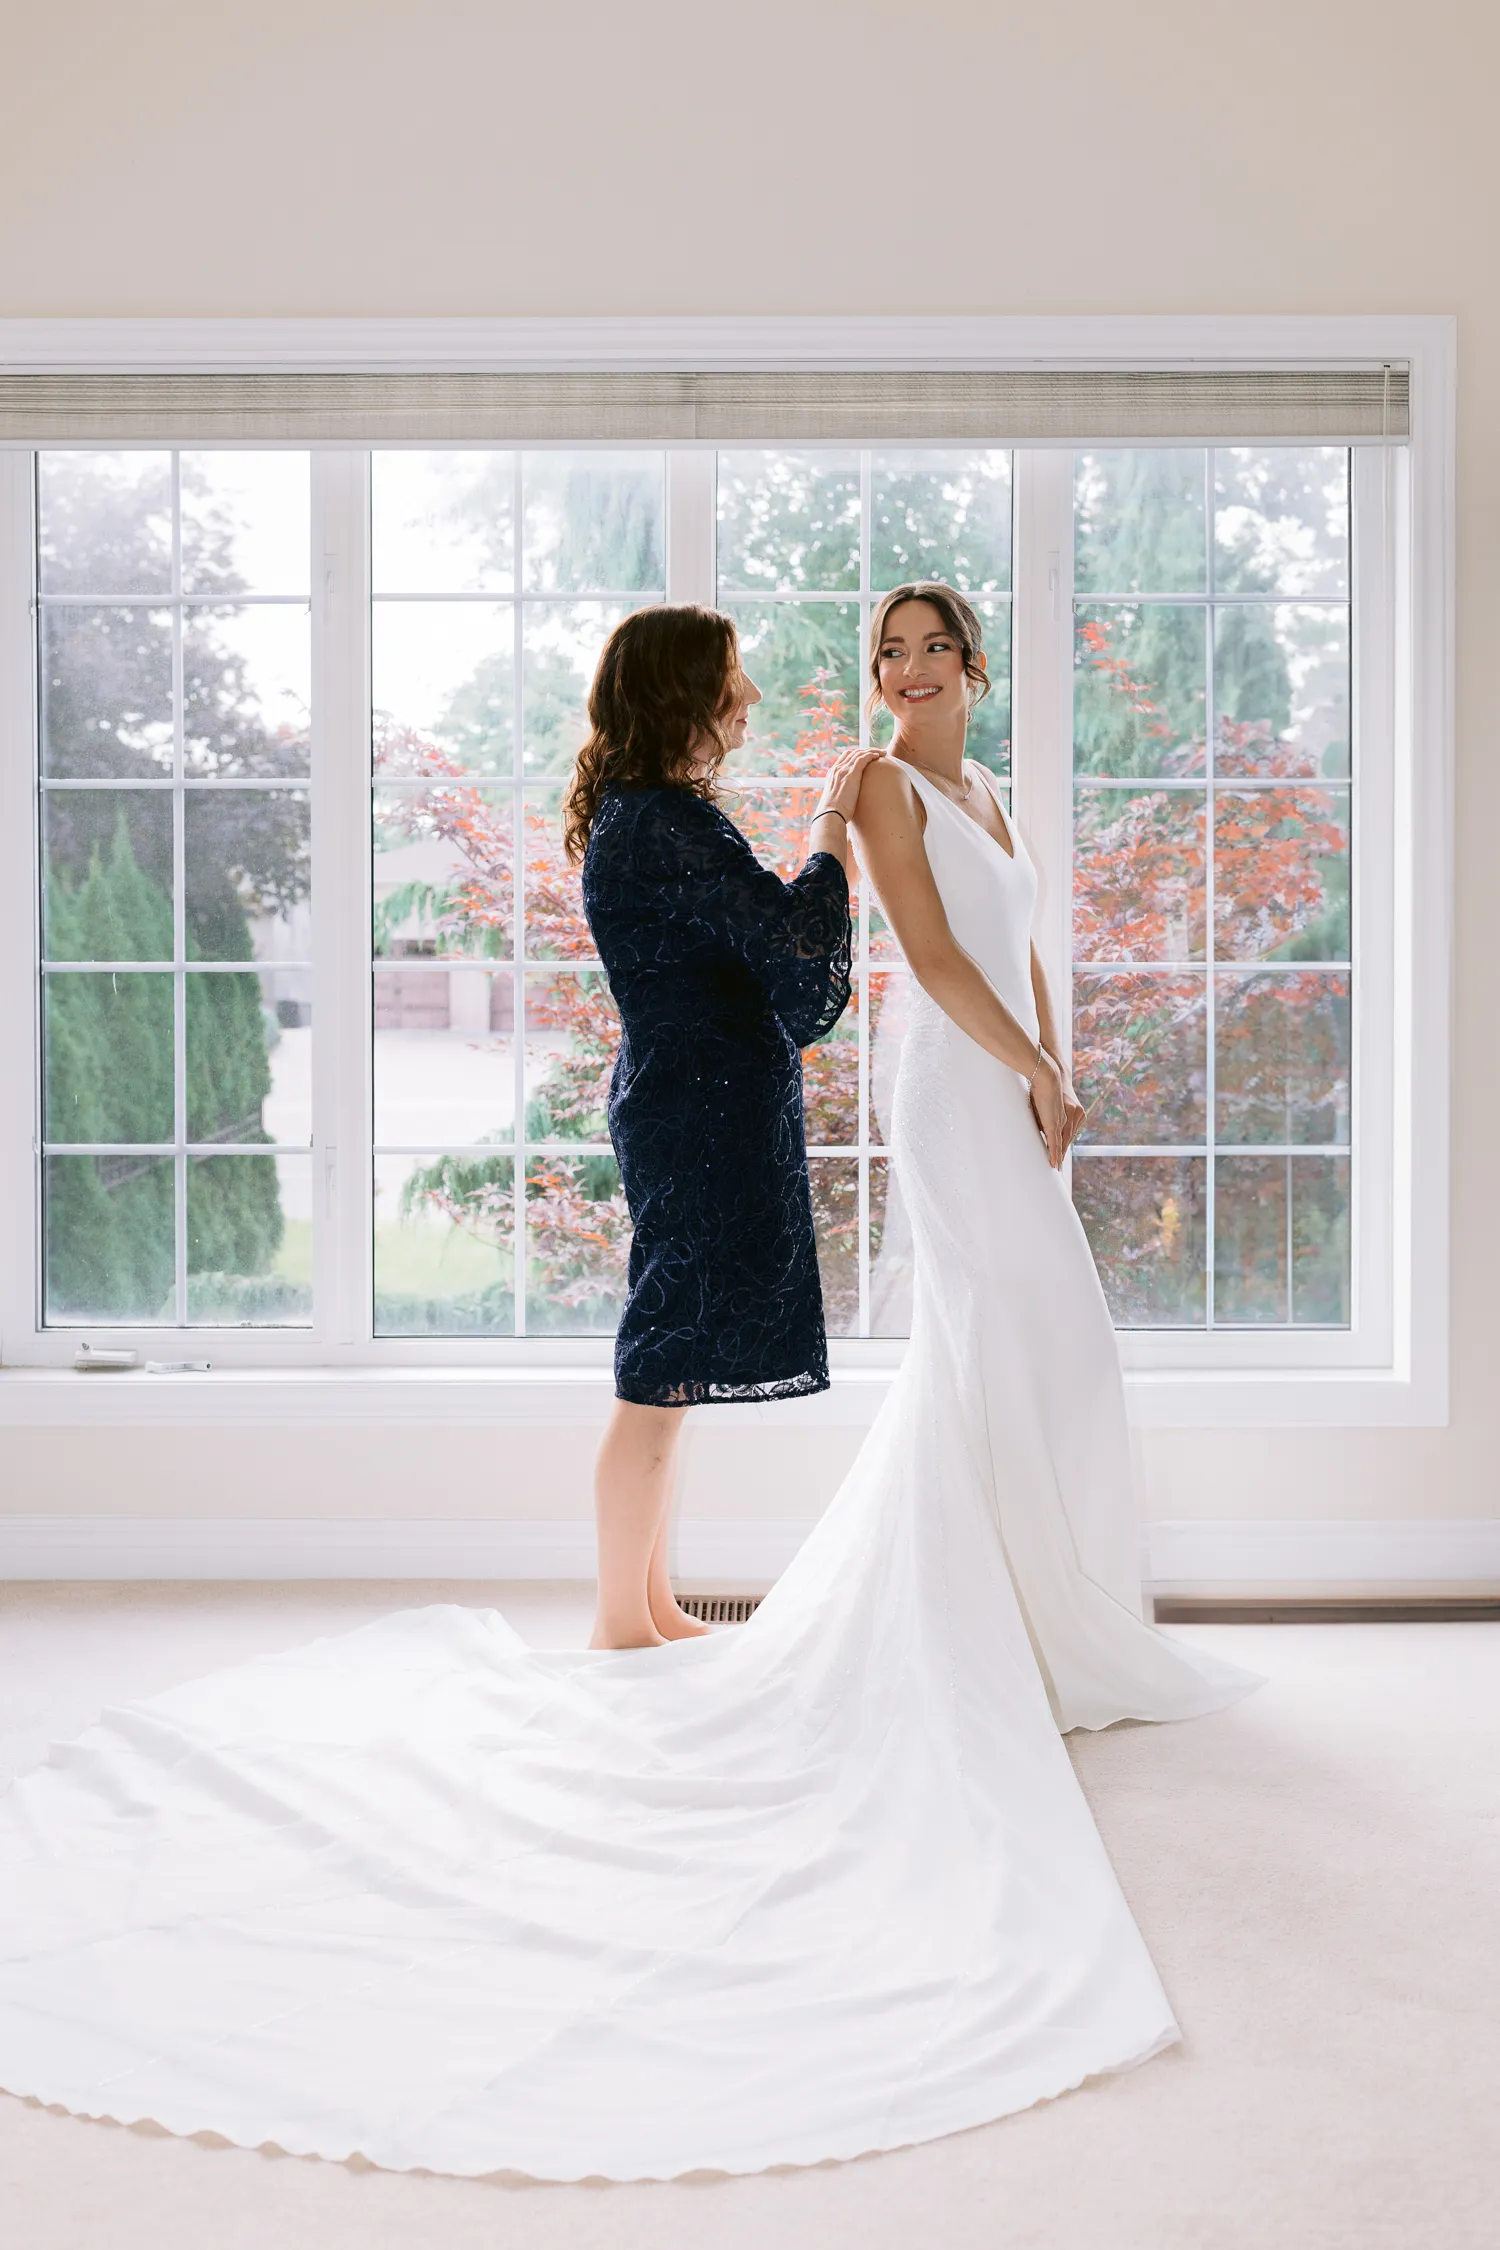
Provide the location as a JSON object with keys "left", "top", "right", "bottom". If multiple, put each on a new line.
{"left": 565, "top": 605, "right": 878, "bottom": 1648}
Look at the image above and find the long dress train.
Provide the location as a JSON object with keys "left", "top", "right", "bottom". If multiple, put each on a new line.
{"left": 0, "top": 762, "right": 1256, "bottom": 2179}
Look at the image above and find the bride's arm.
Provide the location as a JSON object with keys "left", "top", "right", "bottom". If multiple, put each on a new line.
{"left": 852, "top": 760, "right": 1071, "bottom": 1166}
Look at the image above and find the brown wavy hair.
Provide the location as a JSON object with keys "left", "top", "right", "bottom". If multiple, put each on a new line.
{"left": 562, "top": 605, "right": 744, "bottom": 863}
{"left": 867, "top": 582, "right": 991, "bottom": 717}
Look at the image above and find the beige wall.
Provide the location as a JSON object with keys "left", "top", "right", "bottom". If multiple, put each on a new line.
{"left": 1, "top": 0, "right": 1495, "bottom": 1537}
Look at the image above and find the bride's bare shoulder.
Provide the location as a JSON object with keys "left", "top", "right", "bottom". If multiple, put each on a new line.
{"left": 853, "top": 755, "right": 925, "bottom": 830}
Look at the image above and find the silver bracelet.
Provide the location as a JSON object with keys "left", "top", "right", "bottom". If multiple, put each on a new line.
{"left": 1026, "top": 1038, "right": 1045, "bottom": 1087}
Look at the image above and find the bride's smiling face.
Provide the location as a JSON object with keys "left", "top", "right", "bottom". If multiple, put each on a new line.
{"left": 875, "top": 600, "right": 982, "bottom": 727}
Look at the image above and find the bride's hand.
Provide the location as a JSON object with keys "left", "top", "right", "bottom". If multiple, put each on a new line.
{"left": 1029, "top": 1050, "right": 1073, "bottom": 1170}
{"left": 1058, "top": 1071, "right": 1087, "bottom": 1158}
{"left": 814, "top": 745, "right": 884, "bottom": 824}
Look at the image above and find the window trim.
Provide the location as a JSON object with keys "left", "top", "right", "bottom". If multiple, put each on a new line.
{"left": 0, "top": 315, "right": 1455, "bottom": 1427}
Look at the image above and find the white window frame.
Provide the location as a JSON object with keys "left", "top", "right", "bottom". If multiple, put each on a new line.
{"left": 0, "top": 315, "right": 1454, "bottom": 1430}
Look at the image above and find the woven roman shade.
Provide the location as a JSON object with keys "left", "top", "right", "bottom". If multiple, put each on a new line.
{"left": 0, "top": 366, "right": 1410, "bottom": 443}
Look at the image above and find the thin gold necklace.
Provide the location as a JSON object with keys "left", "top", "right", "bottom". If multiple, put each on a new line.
{"left": 899, "top": 752, "right": 972, "bottom": 801}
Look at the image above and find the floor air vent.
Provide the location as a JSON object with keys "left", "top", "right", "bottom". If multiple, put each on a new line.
{"left": 674, "top": 1592, "right": 764, "bottom": 1625}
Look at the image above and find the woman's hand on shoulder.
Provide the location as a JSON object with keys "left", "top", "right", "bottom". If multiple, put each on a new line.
{"left": 814, "top": 744, "right": 885, "bottom": 824}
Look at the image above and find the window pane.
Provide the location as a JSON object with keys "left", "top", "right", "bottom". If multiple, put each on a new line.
{"left": 523, "top": 600, "right": 638, "bottom": 777}
{"left": 184, "top": 788, "right": 311, "bottom": 960}
{"left": 1213, "top": 786, "right": 1350, "bottom": 962}
{"left": 524, "top": 1154, "right": 630, "bottom": 1335}
{"left": 38, "top": 453, "right": 173, "bottom": 597}
{"left": 1073, "top": 971, "right": 1206, "bottom": 1144}
{"left": 1074, "top": 451, "right": 1206, "bottom": 596}
{"left": 521, "top": 453, "right": 664, "bottom": 593}
{"left": 373, "top": 968, "right": 514, "bottom": 1145}
{"left": 42, "top": 791, "right": 173, "bottom": 960}
{"left": 186, "top": 971, "right": 278, "bottom": 1143}
{"left": 258, "top": 968, "right": 312, "bottom": 1144}
{"left": 374, "top": 1152, "right": 515, "bottom": 1336}
{"left": 1215, "top": 971, "right": 1350, "bottom": 1144}
{"left": 44, "top": 1154, "right": 175, "bottom": 1323}
{"left": 181, "top": 453, "right": 310, "bottom": 596}
{"left": 40, "top": 605, "right": 173, "bottom": 778}
{"left": 1293, "top": 1156, "right": 1350, "bottom": 1323}
{"left": 1214, "top": 604, "right": 1349, "bottom": 779}
{"left": 868, "top": 1155, "right": 913, "bottom": 1337}
{"left": 869, "top": 450, "right": 1011, "bottom": 592}
{"left": 1214, "top": 1155, "right": 1287, "bottom": 1323}
{"left": 524, "top": 970, "right": 619, "bottom": 1142}
{"left": 373, "top": 601, "right": 514, "bottom": 778}
{"left": 964, "top": 601, "right": 1011, "bottom": 780}
{"left": 372, "top": 452, "right": 515, "bottom": 594}
{"left": 1074, "top": 604, "right": 1206, "bottom": 778}
{"left": 716, "top": 451, "right": 861, "bottom": 593}
{"left": 1213, "top": 448, "right": 1348, "bottom": 599}
{"left": 44, "top": 973, "right": 173, "bottom": 1142}
{"left": 804, "top": 980, "right": 859, "bottom": 1147}
{"left": 373, "top": 784, "right": 513, "bottom": 961}
{"left": 809, "top": 1155, "right": 859, "bottom": 1337}
{"left": 186, "top": 1154, "right": 312, "bottom": 1325}
{"left": 183, "top": 606, "right": 311, "bottom": 777}
{"left": 1209, "top": 1153, "right": 1350, "bottom": 1331}
{"left": 521, "top": 785, "right": 594, "bottom": 959}
{"left": 1073, "top": 787, "right": 1206, "bottom": 961}
{"left": 1072, "top": 1155, "right": 1207, "bottom": 1326}
{"left": 722, "top": 601, "right": 860, "bottom": 775}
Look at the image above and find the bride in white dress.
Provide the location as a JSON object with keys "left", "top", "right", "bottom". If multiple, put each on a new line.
{"left": 853, "top": 583, "right": 1254, "bottom": 1733}
{"left": 0, "top": 588, "right": 1255, "bottom": 2183}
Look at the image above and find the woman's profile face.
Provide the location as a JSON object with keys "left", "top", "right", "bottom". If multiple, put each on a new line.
{"left": 876, "top": 600, "right": 982, "bottom": 723}
{"left": 720, "top": 663, "right": 762, "bottom": 755}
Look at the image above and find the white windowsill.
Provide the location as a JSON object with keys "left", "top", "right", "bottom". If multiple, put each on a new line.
{"left": 0, "top": 1359, "right": 1446, "bottom": 1429}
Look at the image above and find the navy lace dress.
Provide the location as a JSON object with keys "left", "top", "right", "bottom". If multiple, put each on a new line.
{"left": 582, "top": 784, "right": 852, "bottom": 1406}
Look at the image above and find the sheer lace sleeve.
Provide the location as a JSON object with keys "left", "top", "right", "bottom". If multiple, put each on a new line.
{"left": 631, "top": 791, "right": 852, "bottom": 1044}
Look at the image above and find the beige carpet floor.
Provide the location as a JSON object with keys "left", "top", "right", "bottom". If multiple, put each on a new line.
{"left": 1, "top": 1582, "right": 1496, "bottom": 2250}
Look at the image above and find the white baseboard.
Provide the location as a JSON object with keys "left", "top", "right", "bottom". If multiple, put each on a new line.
{"left": 1145, "top": 1517, "right": 1500, "bottom": 1589}
{"left": 1, "top": 1515, "right": 1498, "bottom": 1589}
{"left": 0, "top": 1515, "right": 815, "bottom": 1584}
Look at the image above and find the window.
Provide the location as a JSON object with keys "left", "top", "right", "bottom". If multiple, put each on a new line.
{"left": 34, "top": 452, "right": 314, "bottom": 1328}
{"left": 368, "top": 450, "right": 664, "bottom": 1337}
{"left": 714, "top": 448, "right": 1013, "bottom": 1337}
{"left": 0, "top": 326, "right": 1442, "bottom": 1423}
{"left": 1067, "top": 448, "right": 1353, "bottom": 1333}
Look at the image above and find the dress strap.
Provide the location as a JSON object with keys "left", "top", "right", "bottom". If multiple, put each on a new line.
{"left": 965, "top": 761, "right": 1020, "bottom": 857}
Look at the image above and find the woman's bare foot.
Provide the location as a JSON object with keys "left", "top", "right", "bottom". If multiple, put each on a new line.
{"left": 588, "top": 1614, "right": 666, "bottom": 1650}
{"left": 650, "top": 1594, "right": 712, "bottom": 1641}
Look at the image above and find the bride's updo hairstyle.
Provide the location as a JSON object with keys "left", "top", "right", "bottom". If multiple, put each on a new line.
{"left": 867, "top": 582, "right": 992, "bottom": 717}
{"left": 563, "top": 604, "right": 744, "bottom": 863}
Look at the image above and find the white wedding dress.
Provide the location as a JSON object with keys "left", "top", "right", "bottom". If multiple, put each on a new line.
{"left": 0, "top": 762, "right": 1256, "bottom": 2181}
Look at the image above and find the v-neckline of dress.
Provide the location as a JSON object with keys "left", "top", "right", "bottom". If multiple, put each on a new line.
{"left": 902, "top": 756, "right": 1017, "bottom": 864}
